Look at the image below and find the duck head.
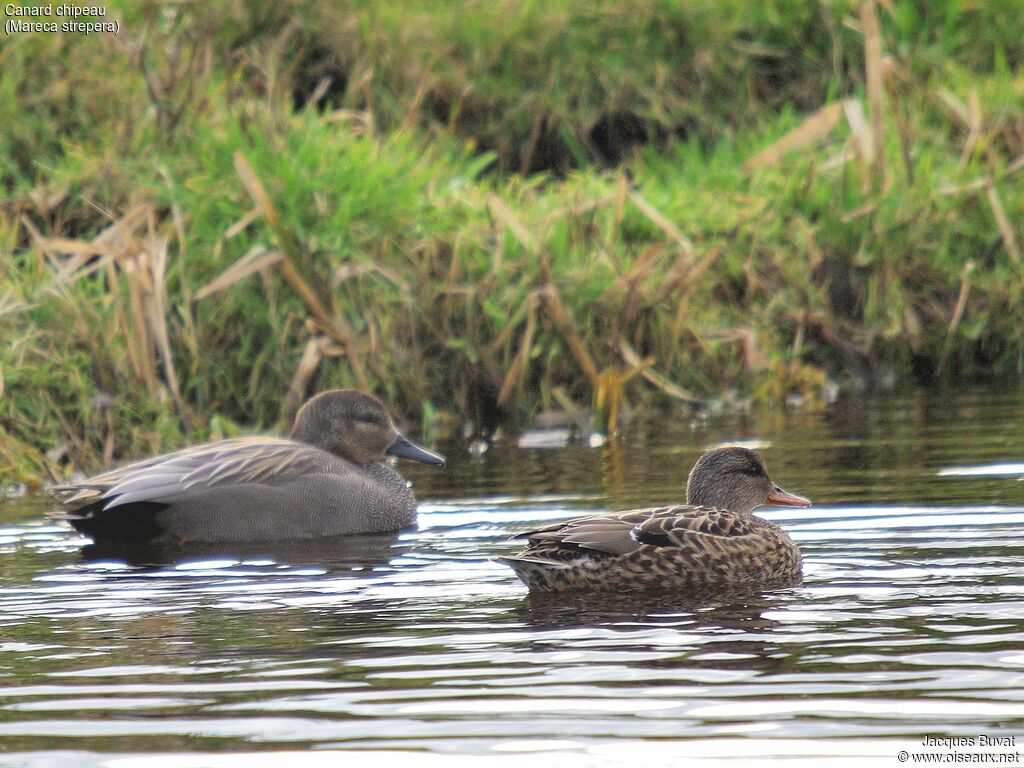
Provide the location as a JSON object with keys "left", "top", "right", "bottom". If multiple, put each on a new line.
{"left": 292, "top": 389, "right": 445, "bottom": 466}
{"left": 685, "top": 446, "right": 809, "bottom": 515}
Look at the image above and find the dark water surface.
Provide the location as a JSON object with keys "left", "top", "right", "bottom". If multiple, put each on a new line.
{"left": 1, "top": 390, "right": 1024, "bottom": 767}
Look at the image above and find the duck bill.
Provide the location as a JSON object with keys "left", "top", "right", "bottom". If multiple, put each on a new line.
{"left": 387, "top": 434, "right": 446, "bottom": 466}
{"left": 765, "top": 484, "right": 811, "bottom": 507}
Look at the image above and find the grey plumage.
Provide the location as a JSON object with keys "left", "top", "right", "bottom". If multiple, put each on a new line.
{"left": 51, "top": 390, "right": 445, "bottom": 543}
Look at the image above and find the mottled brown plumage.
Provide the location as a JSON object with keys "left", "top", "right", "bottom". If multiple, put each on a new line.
{"left": 51, "top": 390, "right": 445, "bottom": 543}
{"left": 496, "top": 446, "right": 811, "bottom": 592}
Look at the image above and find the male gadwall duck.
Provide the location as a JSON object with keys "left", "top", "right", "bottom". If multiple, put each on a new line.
{"left": 52, "top": 389, "right": 445, "bottom": 543}
{"left": 496, "top": 446, "right": 810, "bottom": 592}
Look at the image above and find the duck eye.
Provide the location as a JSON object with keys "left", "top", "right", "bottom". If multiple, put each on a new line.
{"left": 354, "top": 412, "right": 380, "bottom": 425}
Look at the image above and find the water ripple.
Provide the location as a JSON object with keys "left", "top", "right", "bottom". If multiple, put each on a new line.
{"left": 0, "top": 391, "right": 1023, "bottom": 760}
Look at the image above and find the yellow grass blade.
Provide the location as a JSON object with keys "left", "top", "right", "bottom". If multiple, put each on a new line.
{"left": 743, "top": 102, "right": 844, "bottom": 171}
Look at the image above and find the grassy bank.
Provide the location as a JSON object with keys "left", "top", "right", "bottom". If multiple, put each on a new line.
{"left": 2, "top": 0, "right": 1023, "bottom": 483}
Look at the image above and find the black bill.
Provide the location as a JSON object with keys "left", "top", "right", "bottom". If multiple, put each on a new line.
{"left": 387, "top": 434, "right": 446, "bottom": 466}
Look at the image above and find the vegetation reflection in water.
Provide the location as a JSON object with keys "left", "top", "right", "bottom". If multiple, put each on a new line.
{"left": 0, "top": 390, "right": 1023, "bottom": 762}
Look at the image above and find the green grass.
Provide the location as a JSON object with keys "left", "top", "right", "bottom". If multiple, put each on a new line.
{"left": 2, "top": 0, "right": 1023, "bottom": 483}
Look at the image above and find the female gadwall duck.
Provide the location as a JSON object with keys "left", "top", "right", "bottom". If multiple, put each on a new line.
{"left": 496, "top": 446, "right": 810, "bottom": 592}
{"left": 53, "top": 389, "right": 444, "bottom": 543}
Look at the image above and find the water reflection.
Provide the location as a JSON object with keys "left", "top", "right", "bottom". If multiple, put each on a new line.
{"left": 515, "top": 587, "right": 792, "bottom": 633}
{"left": 79, "top": 533, "right": 406, "bottom": 572}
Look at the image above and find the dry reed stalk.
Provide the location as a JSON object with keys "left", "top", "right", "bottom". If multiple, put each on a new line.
{"left": 538, "top": 194, "right": 617, "bottom": 228}
{"left": 940, "top": 151, "right": 1024, "bottom": 198}
{"left": 903, "top": 305, "right": 923, "bottom": 352}
{"left": 33, "top": 204, "right": 150, "bottom": 292}
{"left": 743, "top": 101, "right": 844, "bottom": 170}
{"left": 614, "top": 172, "right": 628, "bottom": 229}
{"left": 325, "top": 108, "right": 375, "bottom": 135}
{"left": 305, "top": 77, "right": 334, "bottom": 111}
{"left": 490, "top": 291, "right": 540, "bottom": 352}
{"left": 706, "top": 328, "right": 769, "bottom": 372}
{"left": 791, "top": 311, "right": 807, "bottom": 355}
{"left": 159, "top": 167, "right": 189, "bottom": 257}
{"left": 497, "top": 303, "right": 538, "bottom": 407}
{"left": 618, "top": 338, "right": 700, "bottom": 402}
{"left": 1004, "top": 154, "right": 1024, "bottom": 178}
{"left": 957, "top": 90, "right": 983, "bottom": 174}
{"left": 283, "top": 336, "right": 328, "bottom": 420}
{"left": 0, "top": 292, "right": 28, "bottom": 318}
{"left": 260, "top": 19, "right": 302, "bottom": 116}
{"left": 0, "top": 424, "right": 48, "bottom": 484}
{"left": 840, "top": 202, "right": 877, "bottom": 223}
{"left": 28, "top": 185, "right": 68, "bottom": 219}
{"left": 882, "top": 56, "right": 915, "bottom": 182}
{"left": 859, "top": 0, "right": 886, "bottom": 187}
{"left": 547, "top": 386, "right": 585, "bottom": 425}
{"left": 194, "top": 245, "right": 283, "bottom": 300}
{"left": 986, "top": 184, "right": 1022, "bottom": 264}
{"left": 486, "top": 194, "right": 600, "bottom": 390}
{"left": 111, "top": 218, "right": 157, "bottom": 394}
{"left": 446, "top": 84, "right": 471, "bottom": 132}
{"left": 23, "top": 225, "right": 103, "bottom": 291}
{"left": 806, "top": 311, "right": 873, "bottom": 370}
{"left": 936, "top": 260, "right": 975, "bottom": 376}
{"left": 938, "top": 177, "right": 990, "bottom": 196}
{"left": 821, "top": 149, "right": 856, "bottom": 175}
{"left": 540, "top": 284, "right": 601, "bottom": 389}
{"left": 489, "top": 226, "right": 506, "bottom": 276}
{"left": 627, "top": 191, "right": 696, "bottom": 262}
{"left": 487, "top": 194, "right": 537, "bottom": 255}
{"left": 598, "top": 353, "right": 655, "bottom": 434}
{"left": 332, "top": 262, "right": 407, "bottom": 291}
{"left": 434, "top": 285, "right": 476, "bottom": 339}
{"left": 446, "top": 234, "right": 464, "bottom": 289}
{"left": 31, "top": 237, "right": 102, "bottom": 258}
{"left": 103, "top": 408, "right": 114, "bottom": 467}
{"left": 225, "top": 207, "right": 262, "bottom": 239}
{"left": 595, "top": 365, "right": 628, "bottom": 434}
{"left": 656, "top": 244, "right": 720, "bottom": 305}
{"left": 664, "top": 246, "right": 721, "bottom": 371}
{"left": 142, "top": 220, "right": 187, "bottom": 423}
{"left": 161, "top": 177, "right": 200, "bottom": 361}
{"left": 844, "top": 99, "right": 874, "bottom": 181}
{"left": 669, "top": 298, "right": 695, "bottom": 366}
{"left": 937, "top": 88, "right": 971, "bottom": 127}
{"left": 604, "top": 243, "right": 664, "bottom": 301}
{"left": 233, "top": 151, "right": 369, "bottom": 391}
{"left": 46, "top": 395, "right": 90, "bottom": 471}
{"left": 76, "top": 205, "right": 185, "bottom": 419}
{"left": 402, "top": 74, "right": 432, "bottom": 132}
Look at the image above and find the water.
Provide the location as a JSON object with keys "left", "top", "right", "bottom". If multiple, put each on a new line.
{"left": 1, "top": 390, "right": 1023, "bottom": 767}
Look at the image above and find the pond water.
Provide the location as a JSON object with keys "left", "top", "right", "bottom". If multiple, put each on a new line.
{"left": 1, "top": 389, "right": 1023, "bottom": 767}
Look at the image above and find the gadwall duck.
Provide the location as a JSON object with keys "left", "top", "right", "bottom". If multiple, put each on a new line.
{"left": 52, "top": 389, "right": 445, "bottom": 543}
{"left": 496, "top": 446, "right": 810, "bottom": 592}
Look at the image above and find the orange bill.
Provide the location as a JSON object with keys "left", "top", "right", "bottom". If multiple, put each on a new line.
{"left": 765, "top": 484, "right": 811, "bottom": 507}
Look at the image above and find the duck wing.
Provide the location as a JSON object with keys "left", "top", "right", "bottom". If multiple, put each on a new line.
{"left": 516, "top": 505, "right": 760, "bottom": 557}
{"left": 630, "top": 506, "right": 760, "bottom": 546}
{"left": 53, "top": 437, "right": 329, "bottom": 510}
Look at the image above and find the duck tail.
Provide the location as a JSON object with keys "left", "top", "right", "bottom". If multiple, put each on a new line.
{"left": 492, "top": 555, "right": 571, "bottom": 569}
